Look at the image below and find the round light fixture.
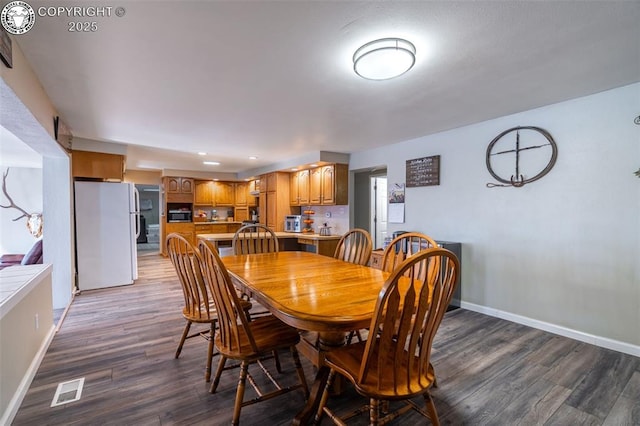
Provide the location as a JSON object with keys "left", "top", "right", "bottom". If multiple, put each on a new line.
{"left": 353, "top": 38, "right": 416, "bottom": 80}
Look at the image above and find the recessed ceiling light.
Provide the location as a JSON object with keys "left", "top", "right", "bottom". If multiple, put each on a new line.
{"left": 291, "top": 168, "right": 298, "bottom": 171}
{"left": 309, "top": 164, "right": 318, "bottom": 168}
{"left": 249, "top": 156, "right": 258, "bottom": 160}
{"left": 353, "top": 38, "right": 416, "bottom": 80}
{"left": 198, "top": 152, "right": 207, "bottom": 156}
{"left": 203, "top": 161, "right": 220, "bottom": 165}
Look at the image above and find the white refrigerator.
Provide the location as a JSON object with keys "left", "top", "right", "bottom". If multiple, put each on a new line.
{"left": 74, "top": 181, "right": 140, "bottom": 290}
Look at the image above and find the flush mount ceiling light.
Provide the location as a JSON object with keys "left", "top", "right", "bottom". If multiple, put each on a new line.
{"left": 353, "top": 38, "right": 416, "bottom": 80}
{"left": 203, "top": 161, "right": 220, "bottom": 165}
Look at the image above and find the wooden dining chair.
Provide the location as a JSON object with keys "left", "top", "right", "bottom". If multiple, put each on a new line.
{"left": 232, "top": 223, "right": 279, "bottom": 255}
{"left": 231, "top": 223, "right": 278, "bottom": 320}
{"left": 334, "top": 228, "right": 373, "bottom": 266}
{"left": 347, "top": 232, "right": 438, "bottom": 344}
{"left": 166, "top": 233, "right": 251, "bottom": 382}
{"left": 197, "top": 239, "right": 309, "bottom": 426}
{"left": 380, "top": 232, "right": 438, "bottom": 273}
{"left": 315, "top": 247, "right": 459, "bottom": 426}
{"left": 334, "top": 228, "right": 372, "bottom": 345}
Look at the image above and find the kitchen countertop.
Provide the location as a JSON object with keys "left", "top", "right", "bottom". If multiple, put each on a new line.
{"left": 193, "top": 221, "right": 244, "bottom": 225}
{"left": 197, "top": 232, "right": 341, "bottom": 241}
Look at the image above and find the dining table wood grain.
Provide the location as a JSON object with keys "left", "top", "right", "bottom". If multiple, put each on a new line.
{"left": 221, "top": 251, "right": 388, "bottom": 333}
{"left": 221, "top": 250, "right": 389, "bottom": 425}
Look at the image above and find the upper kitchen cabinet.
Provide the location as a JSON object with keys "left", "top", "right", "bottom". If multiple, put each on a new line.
{"left": 309, "top": 164, "right": 348, "bottom": 205}
{"left": 237, "top": 180, "right": 259, "bottom": 207}
{"left": 166, "top": 177, "right": 194, "bottom": 194}
{"left": 259, "top": 172, "right": 293, "bottom": 231}
{"left": 290, "top": 169, "right": 310, "bottom": 206}
{"left": 235, "top": 182, "right": 248, "bottom": 206}
{"left": 164, "top": 177, "right": 194, "bottom": 203}
{"left": 214, "top": 181, "right": 235, "bottom": 206}
{"left": 248, "top": 180, "right": 258, "bottom": 207}
{"left": 194, "top": 180, "right": 214, "bottom": 205}
{"left": 72, "top": 150, "right": 125, "bottom": 181}
{"left": 262, "top": 172, "right": 279, "bottom": 193}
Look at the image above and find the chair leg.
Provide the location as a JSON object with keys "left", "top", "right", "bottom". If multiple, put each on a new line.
{"left": 346, "top": 330, "right": 355, "bottom": 345}
{"left": 274, "top": 350, "right": 282, "bottom": 373}
{"left": 175, "top": 320, "right": 192, "bottom": 358}
{"left": 232, "top": 361, "right": 249, "bottom": 426}
{"left": 424, "top": 392, "right": 440, "bottom": 426}
{"left": 210, "top": 355, "right": 228, "bottom": 393}
{"left": 369, "top": 398, "right": 381, "bottom": 425}
{"left": 205, "top": 322, "right": 215, "bottom": 382}
{"left": 291, "top": 346, "right": 309, "bottom": 398}
{"left": 314, "top": 369, "right": 336, "bottom": 423}
{"left": 346, "top": 329, "right": 364, "bottom": 345}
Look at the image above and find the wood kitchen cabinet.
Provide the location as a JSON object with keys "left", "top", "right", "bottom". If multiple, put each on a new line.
{"left": 235, "top": 182, "right": 248, "bottom": 206}
{"left": 309, "top": 164, "right": 348, "bottom": 205}
{"left": 166, "top": 177, "right": 193, "bottom": 194}
{"left": 195, "top": 222, "right": 242, "bottom": 235}
{"left": 164, "top": 177, "right": 194, "bottom": 203}
{"left": 247, "top": 180, "right": 258, "bottom": 207}
{"left": 162, "top": 222, "right": 195, "bottom": 255}
{"left": 194, "top": 180, "right": 214, "bottom": 205}
{"left": 214, "top": 181, "right": 235, "bottom": 206}
{"left": 259, "top": 172, "right": 294, "bottom": 231}
{"left": 234, "top": 207, "right": 249, "bottom": 222}
{"left": 235, "top": 181, "right": 259, "bottom": 207}
{"left": 72, "top": 150, "right": 125, "bottom": 181}
{"left": 290, "top": 169, "right": 310, "bottom": 206}
{"left": 195, "top": 180, "right": 238, "bottom": 206}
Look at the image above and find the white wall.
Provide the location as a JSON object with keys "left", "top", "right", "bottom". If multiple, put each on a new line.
{"left": 0, "top": 167, "right": 42, "bottom": 254}
{"left": 42, "top": 156, "right": 73, "bottom": 310}
{"left": 1, "top": 78, "right": 73, "bottom": 312}
{"left": 350, "top": 83, "right": 640, "bottom": 350}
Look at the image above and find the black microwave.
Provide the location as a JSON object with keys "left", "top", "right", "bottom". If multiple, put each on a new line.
{"left": 168, "top": 210, "right": 192, "bottom": 222}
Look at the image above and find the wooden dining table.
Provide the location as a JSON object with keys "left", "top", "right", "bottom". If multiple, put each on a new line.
{"left": 221, "top": 250, "right": 389, "bottom": 425}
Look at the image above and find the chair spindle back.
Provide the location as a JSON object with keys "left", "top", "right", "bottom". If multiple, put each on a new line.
{"left": 359, "top": 247, "right": 459, "bottom": 394}
{"left": 232, "top": 224, "right": 279, "bottom": 255}
{"left": 380, "top": 232, "right": 438, "bottom": 273}
{"left": 166, "top": 233, "right": 213, "bottom": 321}
{"left": 198, "top": 239, "right": 258, "bottom": 354}
{"left": 334, "top": 228, "right": 373, "bottom": 266}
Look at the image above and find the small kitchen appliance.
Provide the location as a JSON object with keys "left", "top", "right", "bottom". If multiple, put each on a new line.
{"left": 284, "top": 215, "right": 302, "bottom": 233}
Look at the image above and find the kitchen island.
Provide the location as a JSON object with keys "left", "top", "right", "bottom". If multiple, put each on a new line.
{"left": 198, "top": 232, "right": 341, "bottom": 257}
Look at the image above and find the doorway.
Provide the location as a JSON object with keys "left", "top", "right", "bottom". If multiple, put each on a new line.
{"left": 353, "top": 168, "right": 387, "bottom": 250}
{"left": 135, "top": 184, "right": 160, "bottom": 256}
{"left": 371, "top": 176, "right": 388, "bottom": 249}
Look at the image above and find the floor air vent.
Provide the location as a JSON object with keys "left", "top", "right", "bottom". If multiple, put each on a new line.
{"left": 51, "top": 378, "right": 85, "bottom": 407}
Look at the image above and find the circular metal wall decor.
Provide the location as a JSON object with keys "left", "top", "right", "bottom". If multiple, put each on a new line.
{"left": 486, "top": 126, "right": 558, "bottom": 188}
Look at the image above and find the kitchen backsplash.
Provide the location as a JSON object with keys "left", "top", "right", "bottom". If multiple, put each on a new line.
{"left": 308, "top": 205, "right": 349, "bottom": 236}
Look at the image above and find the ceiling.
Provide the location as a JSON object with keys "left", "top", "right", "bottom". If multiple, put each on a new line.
{"left": 13, "top": 1, "right": 640, "bottom": 176}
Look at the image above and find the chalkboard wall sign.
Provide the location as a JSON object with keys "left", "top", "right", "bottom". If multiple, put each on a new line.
{"left": 406, "top": 155, "right": 440, "bottom": 187}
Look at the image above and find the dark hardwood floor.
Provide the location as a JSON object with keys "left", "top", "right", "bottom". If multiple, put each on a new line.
{"left": 12, "top": 254, "right": 640, "bottom": 425}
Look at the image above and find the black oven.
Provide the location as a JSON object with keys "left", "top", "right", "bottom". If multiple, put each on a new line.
{"left": 168, "top": 210, "right": 192, "bottom": 222}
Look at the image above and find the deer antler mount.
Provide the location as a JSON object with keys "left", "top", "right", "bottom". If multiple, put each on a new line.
{"left": 1, "top": 168, "right": 43, "bottom": 237}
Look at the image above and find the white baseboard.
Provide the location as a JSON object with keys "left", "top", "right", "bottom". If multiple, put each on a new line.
{"left": 459, "top": 301, "right": 640, "bottom": 358}
{"left": 0, "top": 324, "right": 56, "bottom": 426}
